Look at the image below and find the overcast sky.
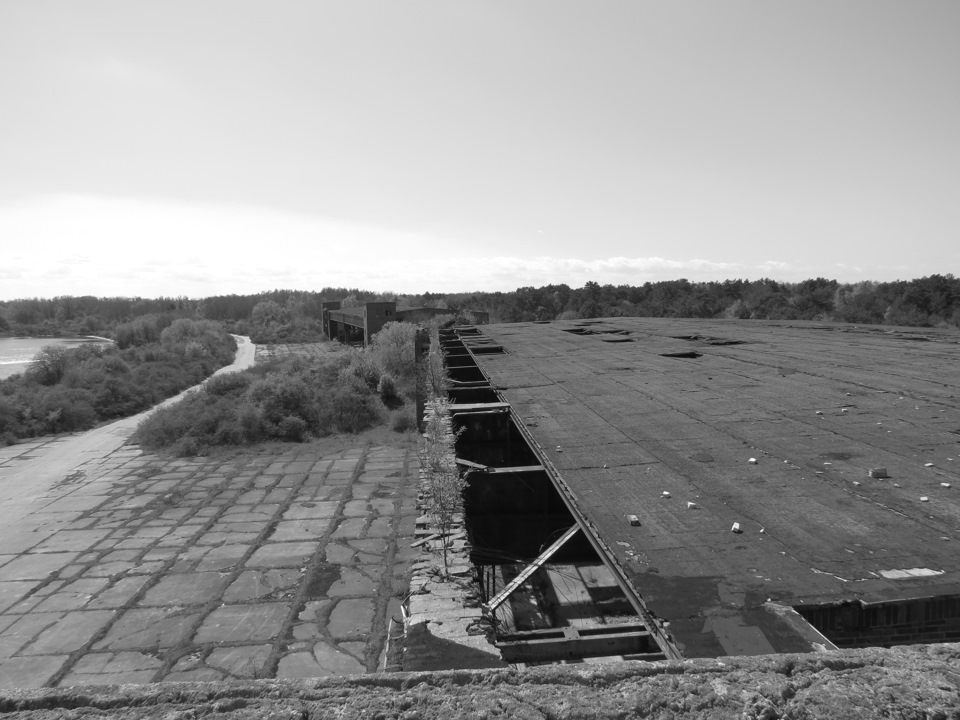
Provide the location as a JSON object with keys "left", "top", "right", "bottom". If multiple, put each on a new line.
{"left": 1, "top": 1, "right": 958, "bottom": 300}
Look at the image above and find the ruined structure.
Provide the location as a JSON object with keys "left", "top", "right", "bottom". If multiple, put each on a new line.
{"left": 438, "top": 318, "right": 960, "bottom": 663}
{"left": 321, "top": 301, "right": 488, "bottom": 346}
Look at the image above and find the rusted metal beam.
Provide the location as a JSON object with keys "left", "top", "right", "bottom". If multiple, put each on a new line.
{"left": 485, "top": 524, "right": 581, "bottom": 612}
{"left": 455, "top": 458, "right": 489, "bottom": 471}
{"left": 484, "top": 465, "right": 544, "bottom": 475}
{"left": 498, "top": 626, "right": 662, "bottom": 663}
{"left": 501, "top": 623, "right": 650, "bottom": 640}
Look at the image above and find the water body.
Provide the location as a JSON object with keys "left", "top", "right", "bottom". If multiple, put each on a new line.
{"left": 0, "top": 336, "right": 113, "bottom": 380}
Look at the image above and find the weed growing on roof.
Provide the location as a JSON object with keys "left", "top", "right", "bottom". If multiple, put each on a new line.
{"left": 418, "top": 397, "right": 466, "bottom": 575}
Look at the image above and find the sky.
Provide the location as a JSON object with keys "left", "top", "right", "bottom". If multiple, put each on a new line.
{"left": 1, "top": 1, "right": 958, "bottom": 300}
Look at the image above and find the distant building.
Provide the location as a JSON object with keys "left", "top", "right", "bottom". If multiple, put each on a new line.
{"left": 321, "top": 301, "right": 485, "bottom": 346}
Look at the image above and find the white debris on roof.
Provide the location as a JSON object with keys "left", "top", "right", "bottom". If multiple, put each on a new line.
{"left": 879, "top": 568, "right": 945, "bottom": 579}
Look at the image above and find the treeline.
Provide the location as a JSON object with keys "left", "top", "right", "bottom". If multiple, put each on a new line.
{"left": 0, "top": 318, "right": 236, "bottom": 444}
{"left": 0, "top": 296, "right": 199, "bottom": 337}
{"left": 3, "top": 276, "right": 958, "bottom": 340}
{"left": 0, "top": 288, "right": 414, "bottom": 342}
{"left": 443, "top": 275, "right": 960, "bottom": 327}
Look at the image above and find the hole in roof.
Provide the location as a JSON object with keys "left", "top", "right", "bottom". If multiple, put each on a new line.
{"left": 707, "top": 339, "right": 747, "bottom": 346}
{"left": 600, "top": 337, "right": 634, "bottom": 343}
{"left": 471, "top": 346, "right": 505, "bottom": 354}
{"left": 562, "top": 328, "right": 591, "bottom": 335}
{"left": 660, "top": 351, "right": 702, "bottom": 359}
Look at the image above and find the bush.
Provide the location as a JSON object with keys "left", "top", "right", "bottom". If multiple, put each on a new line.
{"left": 246, "top": 375, "right": 318, "bottom": 429}
{"left": 0, "top": 320, "right": 236, "bottom": 442}
{"left": 172, "top": 436, "right": 199, "bottom": 457}
{"left": 205, "top": 372, "right": 252, "bottom": 397}
{"left": 377, "top": 373, "right": 398, "bottom": 401}
{"left": 369, "top": 322, "right": 418, "bottom": 384}
{"left": 277, "top": 416, "right": 309, "bottom": 442}
{"left": 34, "top": 387, "right": 98, "bottom": 433}
{"left": 318, "top": 375, "right": 382, "bottom": 435}
{"left": 391, "top": 407, "right": 418, "bottom": 433}
{"left": 134, "top": 324, "right": 418, "bottom": 451}
{"left": 27, "top": 345, "right": 70, "bottom": 385}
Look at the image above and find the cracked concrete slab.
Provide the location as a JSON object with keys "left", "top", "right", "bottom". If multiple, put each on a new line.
{"left": 0, "top": 403, "right": 418, "bottom": 690}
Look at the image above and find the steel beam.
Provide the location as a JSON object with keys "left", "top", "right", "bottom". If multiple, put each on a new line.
{"left": 485, "top": 524, "right": 580, "bottom": 612}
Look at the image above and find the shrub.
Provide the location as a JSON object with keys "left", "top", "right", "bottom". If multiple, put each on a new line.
{"left": 246, "top": 375, "right": 318, "bottom": 429}
{"left": 339, "top": 350, "right": 381, "bottom": 392}
{"left": 236, "top": 404, "right": 266, "bottom": 444}
{"left": 27, "top": 345, "right": 71, "bottom": 385}
{"left": 133, "top": 325, "right": 411, "bottom": 451}
{"left": 172, "top": 436, "right": 199, "bottom": 457}
{"left": 319, "top": 376, "right": 382, "bottom": 434}
{"left": 277, "top": 416, "right": 309, "bottom": 442}
{"left": 377, "top": 373, "right": 397, "bottom": 401}
{"left": 391, "top": 407, "right": 418, "bottom": 433}
{"left": 205, "top": 372, "right": 252, "bottom": 397}
{"left": 34, "top": 387, "right": 98, "bottom": 433}
{"left": 368, "top": 322, "right": 418, "bottom": 383}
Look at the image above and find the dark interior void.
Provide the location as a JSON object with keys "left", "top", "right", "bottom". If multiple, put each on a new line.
{"left": 446, "top": 354, "right": 482, "bottom": 367}
{"left": 464, "top": 470, "right": 591, "bottom": 565}
{"left": 467, "top": 513, "right": 595, "bottom": 565}
{"left": 449, "top": 387, "right": 501, "bottom": 405}
{"left": 448, "top": 365, "right": 488, "bottom": 383}
{"left": 797, "top": 595, "right": 960, "bottom": 648}
{"left": 455, "top": 414, "right": 540, "bottom": 468}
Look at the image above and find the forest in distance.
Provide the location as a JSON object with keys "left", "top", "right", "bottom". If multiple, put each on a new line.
{"left": 2, "top": 274, "right": 959, "bottom": 342}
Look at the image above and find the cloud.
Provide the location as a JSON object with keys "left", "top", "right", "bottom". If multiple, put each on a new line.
{"left": 0, "top": 194, "right": 871, "bottom": 300}
{"left": 69, "top": 55, "right": 176, "bottom": 91}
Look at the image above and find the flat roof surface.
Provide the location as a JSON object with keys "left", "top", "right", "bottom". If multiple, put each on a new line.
{"left": 470, "top": 318, "right": 960, "bottom": 656}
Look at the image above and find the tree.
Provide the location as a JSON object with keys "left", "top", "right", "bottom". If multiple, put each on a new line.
{"left": 369, "top": 322, "right": 418, "bottom": 382}
{"left": 251, "top": 300, "right": 288, "bottom": 327}
{"left": 28, "top": 345, "right": 70, "bottom": 385}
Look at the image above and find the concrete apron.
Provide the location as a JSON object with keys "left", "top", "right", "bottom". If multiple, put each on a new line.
{"left": 0, "top": 439, "right": 420, "bottom": 688}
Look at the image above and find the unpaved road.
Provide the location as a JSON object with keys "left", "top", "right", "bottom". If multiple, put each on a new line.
{"left": 0, "top": 335, "right": 256, "bottom": 528}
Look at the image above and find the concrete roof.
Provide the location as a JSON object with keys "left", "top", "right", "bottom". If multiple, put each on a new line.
{"left": 469, "top": 318, "right": 960, "bottom": 657}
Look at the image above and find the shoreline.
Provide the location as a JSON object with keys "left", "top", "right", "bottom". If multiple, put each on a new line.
{"left": 0, "top": 332, "right": 114, "bottom": 341}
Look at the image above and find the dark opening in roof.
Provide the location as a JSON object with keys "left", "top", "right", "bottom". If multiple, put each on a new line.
{"left": 660, "top": 351, "right": 702, "bottom": 359}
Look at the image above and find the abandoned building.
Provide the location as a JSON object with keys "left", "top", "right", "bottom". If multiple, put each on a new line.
{"left": 437, "top": 317, "right": 960, "bottom": 663}
{"left": 321, "top": 301, "right": 486, "bottom": 346}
